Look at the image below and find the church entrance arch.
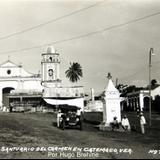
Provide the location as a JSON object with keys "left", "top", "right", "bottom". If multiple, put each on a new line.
{"left": 2, "top": 87, "right": 15, "bottom": 107}
{"left": 143, "top": 96, "right": 149, "bottom": 111}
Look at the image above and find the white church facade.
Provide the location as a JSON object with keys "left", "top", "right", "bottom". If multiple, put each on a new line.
{"left": 0, "top": 46, "right": 84, "bottom": 112}
{"left": 0, "top": 60, "right": 43, "bottom": 111}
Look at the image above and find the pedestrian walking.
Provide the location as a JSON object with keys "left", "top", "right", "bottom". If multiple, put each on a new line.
{"left": 57, "top": 109, "right": 63, "bottom": 127}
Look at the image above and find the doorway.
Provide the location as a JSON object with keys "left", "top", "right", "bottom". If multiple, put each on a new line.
{"left": 2, "top": 87, "right": 15, "bottom": 107}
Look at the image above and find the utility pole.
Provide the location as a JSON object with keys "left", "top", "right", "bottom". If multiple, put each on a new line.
{"left": 149, "top": 48, "right": 154, "bottom": 127}
{"left": 116, "top": 78, "right": 118, "bottom": 87}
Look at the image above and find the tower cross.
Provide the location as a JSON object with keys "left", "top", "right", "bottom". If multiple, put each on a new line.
{"left": 107, "top": 72, "right": 112, "bottom": 79}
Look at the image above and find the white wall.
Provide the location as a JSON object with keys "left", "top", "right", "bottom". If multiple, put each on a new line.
{"left": 0, "top": 78, "right": 43, "bottom": 108}
{"left": 0, "top": 61, "right": 43, "bottom": 108}
{"left": 151, "top": 86, "right": 160, "bottom": 100}
{"left": 23, "top": 80, "right": 43, "bottom": 91}
{"left": 87, "top": 100, "right": 103, "bottom": 112}
{"left": 0, "top": 66, "right": 32, "bottom": 77}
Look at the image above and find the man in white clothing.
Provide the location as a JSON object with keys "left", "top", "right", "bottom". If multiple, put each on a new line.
{"left": 140, "top": 112, "right": 146, "bottom": 134}
{"left": 57, "top": 109, "right": 63, "bottom": 128}
{"left": 122, "top": 115, "right": 130, "bottom": 131}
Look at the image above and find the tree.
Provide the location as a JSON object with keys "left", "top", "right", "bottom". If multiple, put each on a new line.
{"left": 116, "top": 84, "right": 128, "bottom": 93}
{"left": 151, "top": 79, "right": 157, "bottom": 86}
{"left": 65, "top": 62, "right": 83, "bottom": 83}
{"left": 120, "top": 85, "right": 143, "bottom": 97}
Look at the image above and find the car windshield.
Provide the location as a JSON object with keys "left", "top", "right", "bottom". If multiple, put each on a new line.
{"left": 67, "top": 111, "right": 76, "bottom": 115}
{"left": 58, "top": 105, "right": 80, "bottom": 113}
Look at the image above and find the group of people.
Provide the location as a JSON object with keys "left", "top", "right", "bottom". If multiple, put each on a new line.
{"left": 57, "top": 108, "right": 147, "bottom": 134}
{"left": 111, "top": 112, "right": 146, "bottom": 134}
{"left": 111, "top": 116, "right": 130, "bottom": 132}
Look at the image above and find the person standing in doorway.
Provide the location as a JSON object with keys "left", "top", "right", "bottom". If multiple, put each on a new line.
{"left": 140, "top": 112, "right": 146, "bottom": 134}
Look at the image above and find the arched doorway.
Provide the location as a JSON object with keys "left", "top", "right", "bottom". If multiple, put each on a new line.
{"left": 2, "top": 87, "right": 15, "bottom": 107}
{"left": 143, "top": 96, "right": 149, "bottom": 111}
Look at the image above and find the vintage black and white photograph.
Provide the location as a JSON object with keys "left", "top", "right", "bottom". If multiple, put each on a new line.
{"left": 0, "top": 0, "right": 159, "bottom": 159}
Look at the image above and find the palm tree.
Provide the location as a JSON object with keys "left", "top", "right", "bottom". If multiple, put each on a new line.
{"left": 65, "top": 62, "right": 83, "bottom": 83}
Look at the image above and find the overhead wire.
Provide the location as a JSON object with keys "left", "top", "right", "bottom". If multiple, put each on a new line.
{"left": 0, "top": 0, "right": 105, "bottom": 41}
{"left": 1, "top": 9, "right": 160, "bottom": 55}
{"left": 120, "top": 58, "right": 160, "bottom": 83}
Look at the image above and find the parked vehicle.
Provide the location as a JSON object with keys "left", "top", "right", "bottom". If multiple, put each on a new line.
{"left": 57, "top": 105, "right": 83, "bottom": 130}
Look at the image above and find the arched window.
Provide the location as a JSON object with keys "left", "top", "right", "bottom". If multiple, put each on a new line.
{"left": 49, "top": 57, "right": 52, "bottom": 62}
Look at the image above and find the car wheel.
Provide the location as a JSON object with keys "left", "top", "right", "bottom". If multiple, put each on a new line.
{"left": 62, "top": 120, "right": 65, "bottom": 130}
{"left": 80, "top": 122, "right": 83, "bottom": 130}
{"left": 59, "top": 121, "right": 62, "bottom": 129}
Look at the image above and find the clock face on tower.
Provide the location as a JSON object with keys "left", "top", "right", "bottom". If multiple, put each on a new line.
{"left": 48, "top": 69, "right": 54, "bottom": 77}
{"left": 47, "top": 65, "right": 55, "bottom": 81}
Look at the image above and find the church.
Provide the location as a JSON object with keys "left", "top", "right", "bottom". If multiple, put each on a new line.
{"left": 0, "top": 46, "right": 84, "bottom": 112}
{"left": 0, "top": 59, "right": 43, "bottom": 112}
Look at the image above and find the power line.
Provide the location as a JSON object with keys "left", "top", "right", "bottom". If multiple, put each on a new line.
{"left": 120, "top": 60, "right": 160, "bottom": 82}
{"left": 121, "top": 60, "right": 159, "bottom": 81}
{"left": 0, "top": 0, "right": 105, "bottom": 41}
{"left": 121, "top": 65, "right": 147, "bottom": 81}
{"left": 1, "top": 10, "right": 160, "bottom": 55}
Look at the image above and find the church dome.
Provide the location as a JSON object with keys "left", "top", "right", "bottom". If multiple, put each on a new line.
{"left": 46, "top": 45, "right": 56, "bottom": 54}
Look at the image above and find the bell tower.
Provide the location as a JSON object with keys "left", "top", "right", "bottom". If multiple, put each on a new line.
{"left": 41, "top": 45, "right": 61, "bottom": 87}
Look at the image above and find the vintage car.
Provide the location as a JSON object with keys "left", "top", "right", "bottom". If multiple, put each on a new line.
{"left": 57, "top": 105, "right": 83, "bottom": 130}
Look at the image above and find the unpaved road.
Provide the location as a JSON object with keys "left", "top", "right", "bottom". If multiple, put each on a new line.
{"left": 0, "top": 112, "right": 159, "bottom": 159}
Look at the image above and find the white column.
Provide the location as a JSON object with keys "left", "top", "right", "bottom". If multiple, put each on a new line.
{"left": 91, "top": 88, "right": 95, "bottom": 101}
{"left": 103, "top": 101, "right": 107, "bottom": 123}
{"left": 139, "top": 93, "right": 144, "bottom": 111}
{"left": 105, "top": 98, "right": 121, "bottom": 125}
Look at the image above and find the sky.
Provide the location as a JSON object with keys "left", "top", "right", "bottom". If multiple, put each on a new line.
{"left": 0, "top": 0, "right": 160, "bottom": 93}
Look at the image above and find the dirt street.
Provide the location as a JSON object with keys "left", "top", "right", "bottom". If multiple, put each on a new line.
{"left": 0, "top": 112, "right": 159, "bottom": 159}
